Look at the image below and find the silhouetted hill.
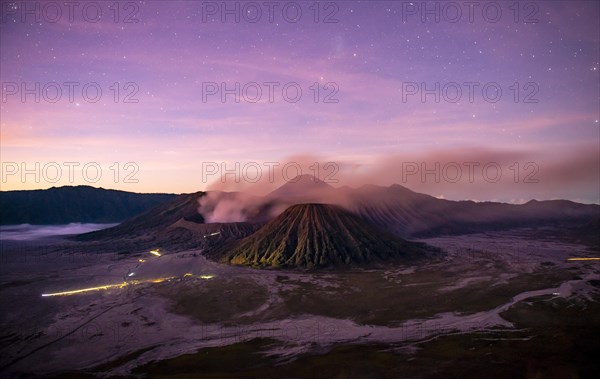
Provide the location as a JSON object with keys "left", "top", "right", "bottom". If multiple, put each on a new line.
{"left": 66, "top": 178, "right": 599, "bottom": 256}
{"left": 76, "top": 191, "right": 262, "bottom": 252}
{"left": 0, "top": 186, "right": 176, "bottom": 225}
{"left": 344, "top": 185, "right": 600, "bottom": 237}
{"left": 76, "top": 192, "right": 205, "bottom": 240}
{"left": 218, "top": 203, "right": 439, "bottom": 269}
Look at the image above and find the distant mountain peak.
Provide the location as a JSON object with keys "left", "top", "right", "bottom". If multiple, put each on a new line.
{"left": 267, "top": 174, "right": 335, "bottom": 199}
{"left": 286, "top": 174, "right": 330, "bottom": 186}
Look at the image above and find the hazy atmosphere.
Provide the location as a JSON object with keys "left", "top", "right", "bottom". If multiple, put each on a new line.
{"left": 1, "top": 0, "right": 598, "bottom": 202}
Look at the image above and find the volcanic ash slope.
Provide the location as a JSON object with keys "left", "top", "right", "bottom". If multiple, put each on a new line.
{"left": 221, "top": 203, "right": 438, "bottom": 269}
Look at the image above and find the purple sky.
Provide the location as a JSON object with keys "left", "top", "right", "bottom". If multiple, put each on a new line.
{"left": 1, "top": 1, "right": 598, "bottom": 203}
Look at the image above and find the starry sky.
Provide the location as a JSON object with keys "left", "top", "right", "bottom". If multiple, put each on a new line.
{"left": 1, "top": 1, "right": 598, "bottom": 203}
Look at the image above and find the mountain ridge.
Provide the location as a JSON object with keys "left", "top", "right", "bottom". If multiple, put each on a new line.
{"left": 9, "top": 181, "right": 597, "bottom": 256}
{"left": 0, "top": 186, "right": 177, "bottom": 225}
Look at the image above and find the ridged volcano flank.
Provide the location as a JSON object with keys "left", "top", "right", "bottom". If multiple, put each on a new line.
{"left": 222, "top": 203, "right": 434, "bottom": 268}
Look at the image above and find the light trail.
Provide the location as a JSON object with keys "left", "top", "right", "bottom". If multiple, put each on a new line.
{"left": 149, "top": 249, "right": 161, "bottom": 257}
{"left": 41, "top": 277, "right": 175, "bottom": 297}
{"left": 41, "top": 274, "right": 215, "bottom": 297}
{"left": 184, "top": 273, "right": 215, "bottom": 279}
{"left": 41, "top": 282, "right": 128, "bottom": 297}
{"left": 567, "top": 258, "right": 600, "bottom": 261}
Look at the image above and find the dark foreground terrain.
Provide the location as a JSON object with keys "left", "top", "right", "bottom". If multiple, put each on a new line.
{"left": 1, "top": 226, "right": 598, "bottom": 378}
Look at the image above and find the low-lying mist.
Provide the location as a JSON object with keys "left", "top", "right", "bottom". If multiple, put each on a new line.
{"left": 0, "top": 223, "right": 118, "bottom": 241}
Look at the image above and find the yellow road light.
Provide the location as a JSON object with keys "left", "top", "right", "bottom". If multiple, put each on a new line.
{"left": 183, "top": 273, "right": 214, "bottom": 279}
{"left": 41, "top": 276, "right": 176, "bottom": 297}
{"left": 41, "top": 282, "right": 128, "bottom": 297}
{"left": 567, "top": 258, "right": 600, "bottom": 261}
